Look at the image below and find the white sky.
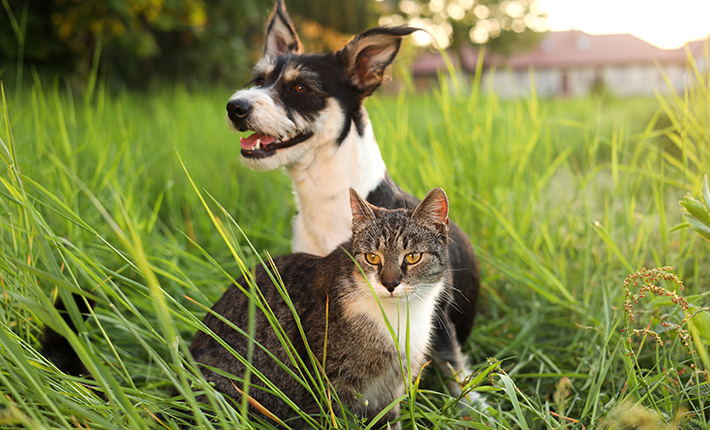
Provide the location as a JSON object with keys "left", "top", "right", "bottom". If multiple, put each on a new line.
{"left": 537, "top": 0, "right": 710, "bottom": 49}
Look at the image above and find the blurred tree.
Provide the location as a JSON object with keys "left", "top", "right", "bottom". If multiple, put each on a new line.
{"left": 379, "top": 0, "right": 547, "bottom": 56}
{"left": 0, "top": 1, "right": 76, "bottom": 75}
{"left": 105, "top": 0, "right": 275, "bottom": 87}
{"left": 0, "top": 0, "right": 273, "bottom": 88}
{"left": 288, "top": 0, "right": 376, "bottom": 35}
{"left": 0, "top": 0, "right": 386, "bottom": 89}
{"left": 272, "top": 0, "right": 382, "bottom": 53}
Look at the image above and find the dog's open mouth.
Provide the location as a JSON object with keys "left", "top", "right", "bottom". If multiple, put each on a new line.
{"left": 239, "top": 132, "right": 313, "bottom": 158}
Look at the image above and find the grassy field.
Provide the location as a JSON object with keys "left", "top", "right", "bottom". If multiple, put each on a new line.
{"left": 0, "top": 61, "right": 709, "bottom": 429}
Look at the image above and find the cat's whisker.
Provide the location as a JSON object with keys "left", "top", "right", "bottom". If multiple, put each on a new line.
{"left": 444, "top": 289, "right": 465, "bottom": 313}
{"left": 431, "top": 308, "right": 457, "bottom": 343}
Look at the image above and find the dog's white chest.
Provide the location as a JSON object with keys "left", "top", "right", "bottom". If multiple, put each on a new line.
{"left": 289, "top": 119, "right": 386, "bottom": 256}
{"left": 291, "top": 189, "right": 353, "bottom": 256}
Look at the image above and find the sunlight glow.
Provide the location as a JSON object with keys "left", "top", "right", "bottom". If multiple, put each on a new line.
{"left": 473, "top": 4, "right": 490, "bottom": 19}
{"left": 470, "top": 26, "right": 489, "bottom": 44}
{"left": 504, "top": 1, "right": 524, "bottom": 18}
{"left": 400, "top": 0, "right": 421, "bottom": 15}
{"left": 429, "top": 0, "right": 445, "bottom": 13}
{"left": 458, "top": 0, "right": 474, "bottom": 10}
{"left": 447, "top": 3, "right": 465, "bottom": 20}
{"left": 538, "top": 0, "right": 710, "bottom": 49}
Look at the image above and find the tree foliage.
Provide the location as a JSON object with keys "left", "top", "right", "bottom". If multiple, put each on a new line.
{"left": 0, "top": 0, "right": 274, "bottom": 88}
{"left": 285, "top": 0, "right": 379, "bottom": 53}
{"left": 288, "top": 0, "right": 376, "bottom": 35}
{"left": 3, "top": 0, "right": 545, "bottom": 88}
{"left": 379, "top": 0, "right": 547, "bottom": 55}
{"left": 0, "top": 0, "right": 383, "bottom": 89}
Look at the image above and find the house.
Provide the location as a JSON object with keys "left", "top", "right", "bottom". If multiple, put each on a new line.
{"left": 411, "top": 30, "right": 708, "bottom": 97}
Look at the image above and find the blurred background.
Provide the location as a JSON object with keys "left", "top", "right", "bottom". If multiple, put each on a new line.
{"left": 2, "top": 0, "right": 707, "bottom": 94}
{"left": 0, "top": 0, "right": 548, "bottom": 89}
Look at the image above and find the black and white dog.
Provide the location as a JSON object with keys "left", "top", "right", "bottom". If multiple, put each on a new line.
{"left": 227, "top": 0, "right": 480, "bottom": 398}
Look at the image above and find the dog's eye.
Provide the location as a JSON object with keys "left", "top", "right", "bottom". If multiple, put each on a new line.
{"left": 291, "top": 83, "right": 307, "bottom": 93}
{"left": 255, "top": 78, "right": 265, "bottom": 87}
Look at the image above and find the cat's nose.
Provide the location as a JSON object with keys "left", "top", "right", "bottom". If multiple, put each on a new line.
{"left": 382, "top": 278, "right": 400, "bottom": 292}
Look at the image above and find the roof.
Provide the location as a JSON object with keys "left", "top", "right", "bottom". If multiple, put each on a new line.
{"left": 412, "top": 30, "right": 709, "bottom": 75}
{"left": 411, "top": 46, "right": 482, "bottom": 75}
{"left": 506, "top": 30, "right": 690, "bottom": 68}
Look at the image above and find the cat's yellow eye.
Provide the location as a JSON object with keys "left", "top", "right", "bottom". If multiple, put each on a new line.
{"left": 405, "top": 253, "right": 422, "bottom": 264}
{"left": 365, "top": 253, "right": 381, "bottom": 265}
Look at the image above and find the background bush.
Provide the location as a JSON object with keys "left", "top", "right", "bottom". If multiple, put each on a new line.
{"left": 0, "top": 0, "right": 385, "bottom": 89}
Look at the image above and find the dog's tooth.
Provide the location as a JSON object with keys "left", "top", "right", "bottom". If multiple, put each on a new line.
{"left": 255, "top": 139, "right": 261, "bottom": 150}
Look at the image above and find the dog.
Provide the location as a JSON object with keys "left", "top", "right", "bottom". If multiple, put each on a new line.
{"left": 226, "top": 0, "right": 480, "bottom": 400}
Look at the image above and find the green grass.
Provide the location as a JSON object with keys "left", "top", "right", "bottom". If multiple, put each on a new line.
{"left": 0, "top": 58, "right": 709, "bottom": 429}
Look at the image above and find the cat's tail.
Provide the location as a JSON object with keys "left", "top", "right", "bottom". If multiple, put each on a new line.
{"left": 40, "top": 293, "right": 94, "bottom": 377}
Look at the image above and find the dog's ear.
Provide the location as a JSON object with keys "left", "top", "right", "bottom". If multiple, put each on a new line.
{"left": 264, "top": 0, "right": 303, "bottom": 56}
{"left": 339, "top": 26, "right": 418, "bottom": 95}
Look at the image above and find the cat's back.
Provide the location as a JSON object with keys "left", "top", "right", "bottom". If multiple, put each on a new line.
{"left": 220, "top": 253, "right": 322, "bottom": 310}
{"left": 189, "top": 253, "right": 323, "bottom": 357}
{"left": 187, "top": 253, "right": 328, "bottom": 423}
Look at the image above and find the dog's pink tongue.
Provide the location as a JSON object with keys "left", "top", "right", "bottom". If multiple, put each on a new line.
{"left": 240, "top": 133, "right": 277, "bottom": 149}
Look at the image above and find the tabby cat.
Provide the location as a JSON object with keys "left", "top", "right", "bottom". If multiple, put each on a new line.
{"left": 189, "top": 187, "right": 451, "bottom": 429}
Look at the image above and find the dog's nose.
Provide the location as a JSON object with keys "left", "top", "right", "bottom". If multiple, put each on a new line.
{"left": 227, "top": 99, "right": 252, "bottom": 119}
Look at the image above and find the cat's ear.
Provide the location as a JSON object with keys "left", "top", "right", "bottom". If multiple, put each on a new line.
{"left": 349, "top": 187, "right": 377, "bottom": 227}
{"left": 264, "top": 0, "right": 303, "bottom": 57}
{"left": 338, "top": 26, "right": 418, "bottom": 95}
{"left": 413, "top": 187, "right": 449, "bottom": 227}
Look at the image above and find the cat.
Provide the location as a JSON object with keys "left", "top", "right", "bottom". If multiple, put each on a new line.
{"left": 188, "top": 187, "right": 451, "bottom": 429}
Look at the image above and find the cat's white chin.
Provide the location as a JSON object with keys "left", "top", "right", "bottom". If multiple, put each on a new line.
{"left": 384, "top": 289, "right": 412, "bottom": 299}
{"left": 345, "top": 279, "right": 444, "bottom": 356}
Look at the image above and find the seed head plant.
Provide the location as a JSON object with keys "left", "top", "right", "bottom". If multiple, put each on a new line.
{"left": 621, "top": 266, "right": 692, "bottom": 354}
